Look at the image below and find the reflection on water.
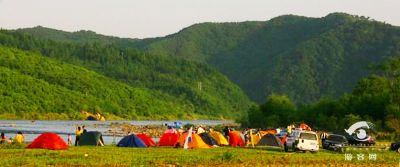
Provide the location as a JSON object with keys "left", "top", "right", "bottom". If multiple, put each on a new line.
{"left": 0, "top": 120, "right": 232, "bottom": 144}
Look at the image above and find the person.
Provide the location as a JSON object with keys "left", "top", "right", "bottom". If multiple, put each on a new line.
{"left": 67, "top": 134, "right": 72, "bottom": 146}
{"left": 287, "top": 125, "right": 292, "bottom": 135}
{"left": 320, "top": 131, "right": 328, "bottom": 143}
{"left": 242, "top": 128, "right": 250, "bottom": 144}
{"left": 75, "top": 126, "right": 83, "bottom": 146}
{"left": 1, "top": 132, "right": 11, "bottom": 144}
{"left": 82, "top": 125, "right": 87, "bottom": 133}
{"left": 223, "top": 126, "right": 230, "bottom": 141}
{"left": 276, "top": 128, "right": 281, "bottom": 134}
{"left": 13, "top": 131, "right": 24, "bottom": 144}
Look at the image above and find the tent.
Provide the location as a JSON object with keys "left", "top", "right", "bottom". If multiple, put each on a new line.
{"left": 158, "top": 130, "right": 179, "bottom": 146}
{"left": 257, "top": 134, "right": 284, "bottom": 148}
{"left": 137, "top": 133, "right": 156, "bottom": 147}
{"left": 199, "top": 133, "right": 218, "bottom": 146}
{"left": 175, "top": 132, "right": 210, "bottom": 148}
{"left": 258, "top": 129, "right": 277, "bottom": 136}
{"left": 26, "top": 132, "right": 68, "bottom": 150}
{"left": 229, "top": 131, "right": 245, "bottom": 147}
{"left": 209, "top": 131, "right": 229, "bottom": 146}
{"left": 79, "top": 131, "right": 104, "bottom": 146}
{"left": 299, "top": 123, "right": 312, "bottom": 131}
{"left": 250, "top": 134, "right": 262, "bottom": 146}
{"left": 117, "top": 134, "right": 146, "bottom": 148}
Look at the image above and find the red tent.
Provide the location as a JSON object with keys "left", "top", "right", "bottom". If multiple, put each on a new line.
{"left": 158, "top": 131, "right": 179, "bottom": 146}
{"left": 27, "top": 132, "right": 68, "bottom": 150}
{"left": 137, "top": 133, "right": 156, "bottom": 147}
{"left": 229, "top": 131, "right": 245, "bottom": 147}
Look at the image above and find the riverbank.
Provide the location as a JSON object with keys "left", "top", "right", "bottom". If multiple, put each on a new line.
{"left": 0, "top": 112, "right": 232, "bottom": 121}
{"left": 0, "top": 145, "right": 398, "bottom": 166}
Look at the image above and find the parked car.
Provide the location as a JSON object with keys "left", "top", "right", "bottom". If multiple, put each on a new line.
{"left": 285, "top": 130, "right": 319, "bottom": 153}
{"left": 322, "top": 134, "right": 348, "bottom": 152}
{"left": 390, "top": 141, "right": 400, "bottom": 153}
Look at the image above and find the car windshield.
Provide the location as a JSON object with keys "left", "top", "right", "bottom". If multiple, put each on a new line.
{"left": 300, "top": 133, "right": 317, "bottom": 140}
{"left": 328, "top": 135, "right": 346, "bottom": 142}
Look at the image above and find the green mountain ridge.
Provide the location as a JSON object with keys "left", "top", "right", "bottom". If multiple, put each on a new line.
{"left": 9, "top": 12, "right": 400, "bottom": 105}
{"left": 0, "top": 30, "right": 251, "bottom": 119}
{"left": 132, "top": 13, "right": 400, "bottom": 103}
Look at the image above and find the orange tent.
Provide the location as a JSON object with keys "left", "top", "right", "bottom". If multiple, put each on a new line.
{"left": 27, "top": 132, "right": 68, "bottom": 150}
{"left": 158, "top": 131, "right": 179, "bottom": 146}
{"left": 299, "top": 123, "right": 312, "bottom": 131}
{"left": 229, "top": 131, "right": 245, "bottom": 147}
{"left": 175, "top": 132, "right": 210, "bottom": 148}
{"left": 137, "top": 133, "right": 156, "bottom": 147}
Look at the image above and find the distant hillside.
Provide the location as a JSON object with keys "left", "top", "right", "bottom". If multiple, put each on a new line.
{"left": 17, "top": 26, "right": 138, "bottom": 48}
{"left": 0, "top": 30, "right": 251, "bottom": 119}
{"left": 132, "top": 13, "right": 400, "bottom": 103}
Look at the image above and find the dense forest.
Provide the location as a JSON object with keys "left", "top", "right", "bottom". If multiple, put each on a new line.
{"left": 0, "top": 29, "right": 251, "bottom": 120}
{"left": 131, "top": 13, "right": 400, "bottom": 104}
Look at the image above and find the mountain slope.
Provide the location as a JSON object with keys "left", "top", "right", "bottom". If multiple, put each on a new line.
{"left": 132, "top": 13, "right": 400, "bottom": 103}
{"left": 0, "top": 30, "right": 252, "bottom": 119}
{"left": 0, "top": 47, "right": 194, "bottom": 119}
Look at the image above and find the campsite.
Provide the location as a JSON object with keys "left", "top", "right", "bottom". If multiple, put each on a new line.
{"left": 1, "top": 0, "right": 400, "bottom": 166}
{"left": 0, "top": 121, "right": 399, "bottom": 166}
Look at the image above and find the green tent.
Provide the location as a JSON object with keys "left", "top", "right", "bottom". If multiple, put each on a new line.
{"left": 78, "top": 131, "right": 104, "bottom": 146}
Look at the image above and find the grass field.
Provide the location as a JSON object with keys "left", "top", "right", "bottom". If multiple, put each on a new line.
{"left": 0, "top": 145, "right": 398, "bottom": 167}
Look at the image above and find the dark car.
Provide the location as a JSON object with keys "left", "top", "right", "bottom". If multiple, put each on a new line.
{"left": 345, "top": 135, "right": 376, "bottom": 145}
{"left": 390, "top": 142, "right": 400, "bottom": 153}
{"left": 322, "top": 134, "right": 348, "bottom": 152}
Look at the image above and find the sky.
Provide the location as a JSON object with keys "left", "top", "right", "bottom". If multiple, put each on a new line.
{"left": 0, "top": 0, "right": 399, "bottom": 39}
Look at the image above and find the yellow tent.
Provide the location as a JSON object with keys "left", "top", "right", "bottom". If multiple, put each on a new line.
{"left": 176, "top": 132, "right": 210, "bottom": 148}
{"left": 209, "top": 131, "right": 229, "bottom": 146}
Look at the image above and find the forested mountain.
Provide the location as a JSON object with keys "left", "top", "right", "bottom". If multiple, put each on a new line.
{"left": 0, "top": 29, "right": 251, "bottom": 120}
{"left": 10, "top": 13, "right": 400, "bottom": 107}
{"left": 131, "top": 13, "right": 400, "bottom": 103}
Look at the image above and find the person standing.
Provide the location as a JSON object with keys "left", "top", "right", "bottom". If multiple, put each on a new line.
{"left": 75, "top": 126, "right": 82, "bottom": 146}
{"left": 320, "top": 131, "right": 328, "bottom": 144}
{"left": 67, "top": 134, "right": 72, "bottom": 146}
{"left": 223, "top": 126, "right": 230, "bottom": 141}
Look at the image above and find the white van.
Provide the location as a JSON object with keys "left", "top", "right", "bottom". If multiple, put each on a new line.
{"left": 284, "top": 130, "right": 319, "bottom": 153}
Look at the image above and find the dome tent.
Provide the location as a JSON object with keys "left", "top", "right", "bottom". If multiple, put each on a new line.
{"left": 78, "top": 131, "right": 104, "bottom": 146}
{"left": 158, "top": 129, "right": 179, "bottom": 146}
{"left": 199, "top": 132, "right": 218, "bottom": 146}
{"left": 117, "top": 134, "right": 146, "bottom": 148}
{"left": 27, "top": 132, "right": 68, "bottom": 150}
{"left": 137, "top": 133, "right": 156, "bottom": 147}
{"left": 257, "top": 134, "right": 284, "bottom": 148}
{"left": 229, "top": 131, "right": 245, "bottom": 147}
{"left": 175, "top": 132, "right": 210, "bottom": 148}
{"left": 209, "top": 131, "right": 229, "bottom": 146}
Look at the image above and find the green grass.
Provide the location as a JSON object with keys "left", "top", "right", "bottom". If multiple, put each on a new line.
{"left": 0, "top": 145, "right": 398, "bottom": 166}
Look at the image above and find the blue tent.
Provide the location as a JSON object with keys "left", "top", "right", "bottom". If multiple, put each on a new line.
{"left": 117, "top": 134, "right": 147, "bottom": 148}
